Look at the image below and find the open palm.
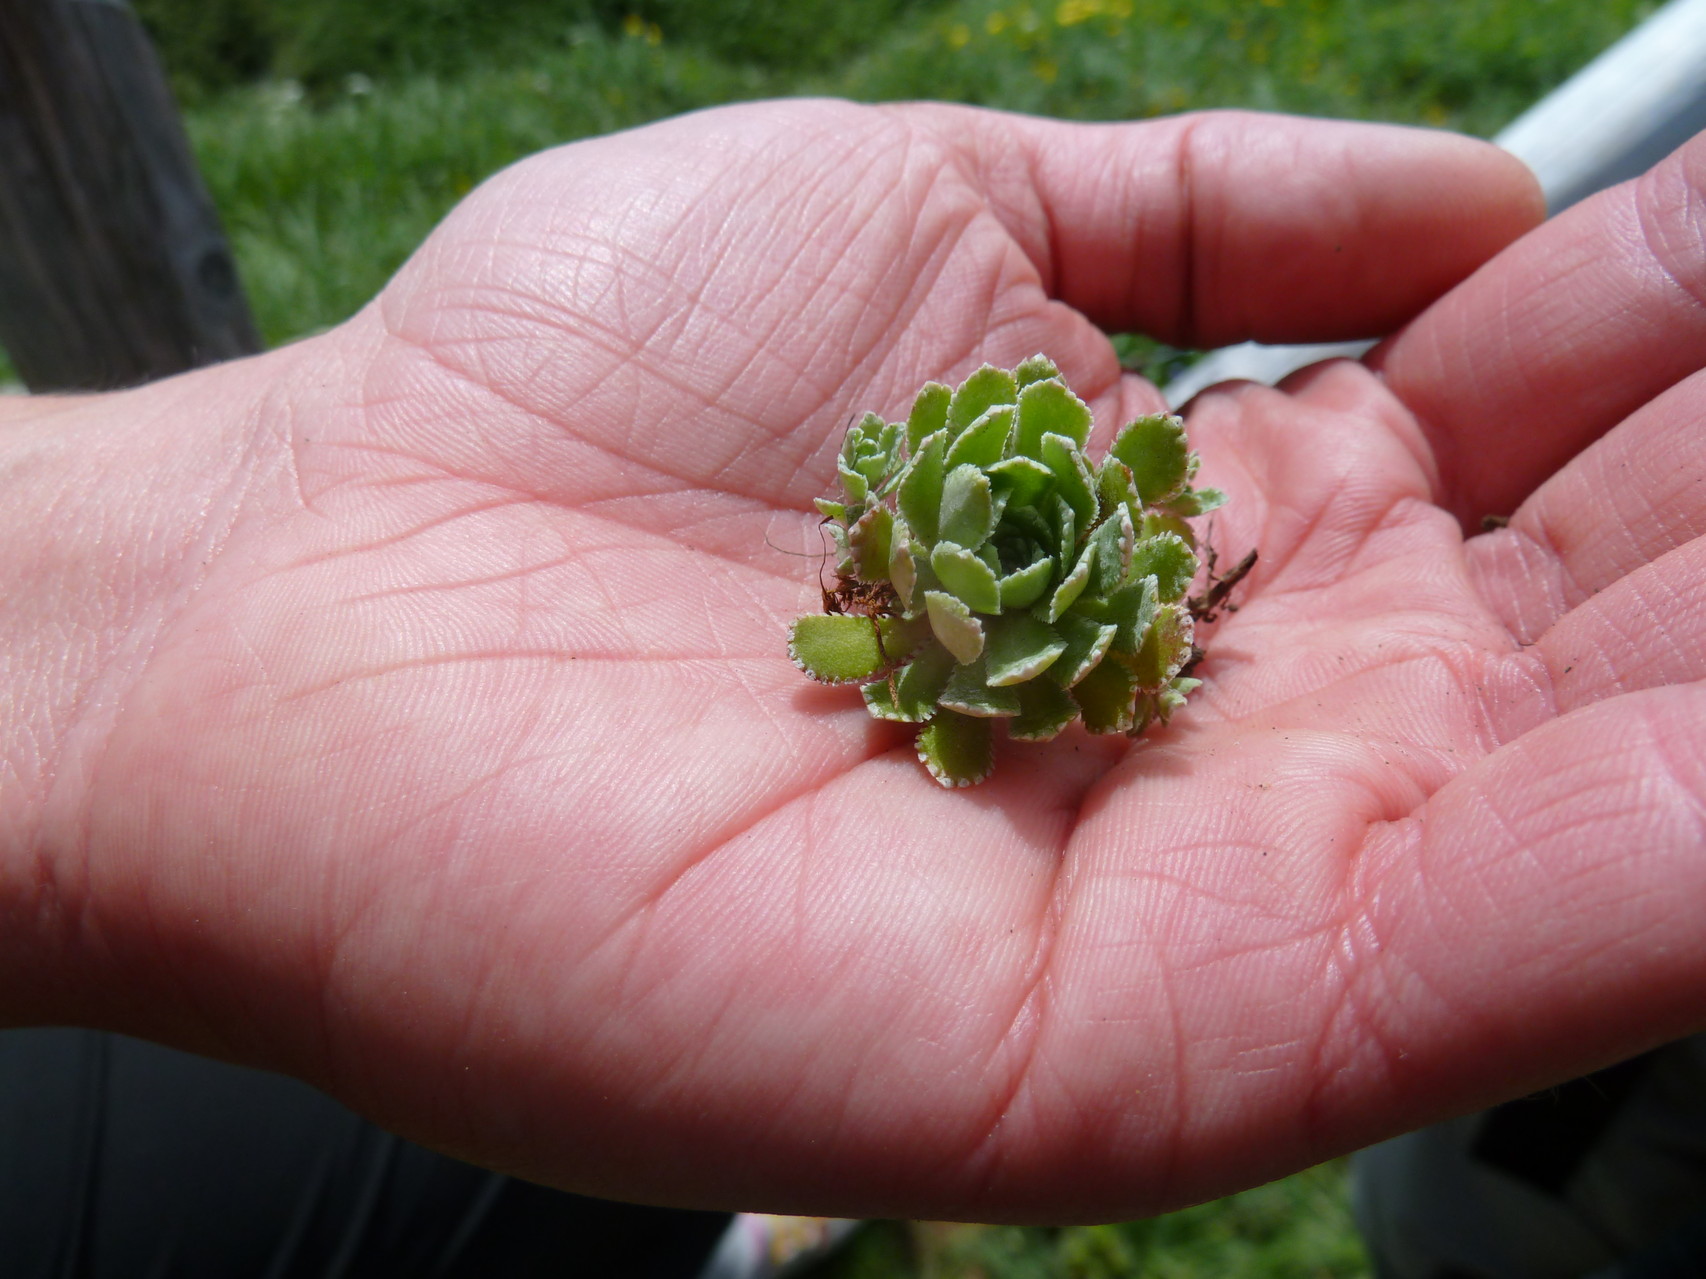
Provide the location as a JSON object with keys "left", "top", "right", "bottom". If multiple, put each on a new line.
{"left": 45, "top": 101, "right": 1706, "bottom": 1221}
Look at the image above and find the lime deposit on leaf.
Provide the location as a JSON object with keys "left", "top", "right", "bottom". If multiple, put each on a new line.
{"left": 787, "top": 356, "right": 1226, "bottom": 787}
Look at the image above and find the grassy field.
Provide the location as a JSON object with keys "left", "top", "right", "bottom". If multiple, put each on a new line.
{"left": 33, "top": 0, "right": 1662, "bottom": 1272}
{"left": 824, "top": 1159, "right": 1370, "bottom": 1278}
{"left": 143, "top": 0, "right": 1655, "bottom": 349}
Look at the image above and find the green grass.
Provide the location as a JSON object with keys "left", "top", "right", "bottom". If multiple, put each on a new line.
{"left": 186, "top": 30, "right": 769, "bottom": 346}
{"left": 0, "top": 1, "right": 1661, "bottom": 1269}
{"left": 825, "top": 1160, "right": 1370, "bottom": 1277}
{"left": 164, "top": 0, "right": 1656, "bottom": 350}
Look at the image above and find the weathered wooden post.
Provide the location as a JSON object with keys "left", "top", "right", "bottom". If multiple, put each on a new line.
{"left": 0, "top": 0, "right": 260, "bottom": 392}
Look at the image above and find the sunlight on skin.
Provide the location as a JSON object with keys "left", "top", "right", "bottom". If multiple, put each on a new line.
{"left": 5, "top": 99, "right": 1706, "bottom": 1223}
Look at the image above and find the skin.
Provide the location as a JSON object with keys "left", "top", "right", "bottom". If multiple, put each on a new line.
{"left": 2, "top": 99, "right": 1701, "bottom": 1224}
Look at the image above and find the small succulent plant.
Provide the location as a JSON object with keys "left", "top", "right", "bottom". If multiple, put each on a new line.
{"left": 788, "top": 355, "right": 1225, "bottom": 787}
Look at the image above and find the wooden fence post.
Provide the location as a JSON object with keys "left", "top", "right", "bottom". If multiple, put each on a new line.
{"left": 0, "top": 0, "right": 260, "bottom": 392}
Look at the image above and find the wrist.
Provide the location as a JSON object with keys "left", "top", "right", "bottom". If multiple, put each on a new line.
{"left": 0, "top": 352, "right": 296, "bottom": 1027}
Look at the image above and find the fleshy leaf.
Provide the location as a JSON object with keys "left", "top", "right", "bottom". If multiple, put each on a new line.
{"left": 1111, "top": 413, "right": 1190, "bottom": 505}
{"left": 1158, "top": 674, "right": 1201, "bottom": 721}
{"left": 987, "top": 455, "right": 1055, "bottom": 506}
{"left": 826, "top": 521, "right": 851, "bottom": 570}
{"left": 939, "top": 464, "right": 997, "bottom": 549}
{"left": 906, "top": 382, "right": 950, "bottom": 453}
{"left": 1014, "top": 378, "right": 1093, "bottom": 455}
{"left": 1044, "top": 540, "right": 1094, "bottom": 622}
{"left": 1010, "top": 678, "right": 1079, "bottom": 741}
{"left": 1096, "top": 456, "right": 1137, "bottom": 518}
{"left": 903, "top": 551, "right": 942, "bottom": 619}
{"left": 1075, "top": 577, "right": 1158, "bottom": 654}
{"left": 1014, "top": 353, "right": 1062, "bottom": 388}
{"left": 930, "top": 542, "right": 1002, "bottom": 614}
{"left": 814, "top": 497, "right": 847, "bottom": 522}
{"left": 1161, "top": 487, "right": 1227, "bottom": 518}
{"left": 861, "top": 678, "right": 909, "bottom": 721}
{"left": 1041, "top": 433, "right": 1097, "bottom": 534}
{"left": 849, "top": 505, "right": 895, "bottom": 582}
{"left": 837, "top": 460, "right": 869, "bottom": 505}
{"left": 997, "top": 556, "right": 1054, "bottom": 610}
{"left": 917, "top": 711, "right": 994, "bottom": 787}
{"left": 898, "top": 431, "right": 946, "bottom": 544}
{"left": 1130, "top": 673, "right": 1203, "bottom": 737}
{"left": 924, "top": 589, "right": 985, "bottom": 663}
{"left": 1046, "top": 611, "right": 1117, "bottom": 687}
{"left": 939, "top": 658, "right": 1023, "bottom": 717}
{"left": 789, "top": 614, "right": 903, "bottom": 685}
{"left": 1084, "top": 507, "right": 1135, "bottom": 599}
{"left": 890, "top": 642, "right": 956, "bottom": 718}
{"left": 882, "top": 615, "right": 931, "bottom": 665}
{"left": 1131, "top": 602, "right": 1194, "bottom": 691}
{"left": 844, "top": 412, "right": 898, "bottom": 488}
{"left": 864, "top": 643, "right": 955, "bottom": 722}
{"left": 1127, "top": 532, "right": 1196, "bottom": 601}
{"left": 985, "top": 611, "right": 1066, "bottom": 687}
{"left": 1141, "top": 510, "right": 1196, "bottom": 547}
{"left": 948, "top": 365, "right": 1019, "bottom": 433}
{"left": 889, "top": 537, "right": 916, "bottom": 609}
{"left": 946, "top": 405, "right": 1014, "bottom": 471}
{"left": 1071, "top": 656, "right": 1138, "bottom": 734}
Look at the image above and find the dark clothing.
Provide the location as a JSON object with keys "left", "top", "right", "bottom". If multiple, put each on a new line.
{"left": 0, "top": 1029, "right": 727, "bottom": 1278}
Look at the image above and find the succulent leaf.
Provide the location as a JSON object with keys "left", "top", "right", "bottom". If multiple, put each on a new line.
{"left": 1014, "top": 353, "right": 1062, "bottom": 387}
{"left": 985, "top": 611, "right": 1067, "bottom": 687}
{"left": 997, "top": 556, "right": 1054, "bottom": 610}
{"left": 889, "top": 537, "right": 917, "bottom": 609}
{"left": 948, "top": 365, "right": 1019, "bottom": 433}
{"left": 1047, "top": 612, "right": 1118, "bottom": 688}
{"left": 1014, "top": 378, "right": 1092, "bottom": 453}
{"left": 861, "top": 679, "right": 911, "bottom": 721}
{"left": 939, "top": 658, "right": 1023, "bottom": 717}
{"left": 1075, "top": 577, "right": 1158, "bottom": 654}
{"left": 1127, "top": 532, "right": 1195, "bottom": 602}
{"left": 1042, "top": 434, "right": 1098, "bottom": 537}
{"left": 790, "top": 357, "right": 1232, "bottom": 785}
{"left": 1131, "top": 603, "right": 1194, "bottom": 691}
{"left": 906, "top": 382, "right": 951, "bottom": 453}
{"left": 898, "top": 431, "right": 946, "bottom": 543}
{"left": 1111, "top": 413, "right": 1190, "bottom": 505}
{"left": 1010, "top": 678, "right": 1079, "bottom": 740}
{"left": 1160, "top": 487, "right": 1227, "bottom": 519}
{"left": 892, "top": 642, "right": 957, "bottom": 717}
{"left": 1096, "top": 456, "right": 1137, "bottom": 519}
{"left": 1084, "top": 506, "right": 1135, "bottom": 599}
{"left": 987, "top": 455, "right": 1054, "bottom": 506}
{"left": 947, "top": 405, "right": 1015, "bottom": 471}
{"left": 849, "top": 505, "right": 895, "bottom": 581}
{"left": 837, "top": 460, "right": 869, "bottom": 505}
{"left": 790, "top": 614, "right": 903, "bottom": 685}
{"left": 1070, "top": 656, "right": 1139, "bottom": 734}
{"left": 1044, "top": 541, "right": 1094, "bottom": 622}
{"left": 939, "top": 464, "right": 997, "bottom": 549}
{"left": 930, "top": 543, "right": 1002, "bottom": 614}
{"left": 1141, "top": 509, "right": 1196, "bottom": 547}
{"left": 917, "top": 711, "right": 994, "bottom": 787}
{"left": 925, "top": 589, "right": 985, "bottom": 664}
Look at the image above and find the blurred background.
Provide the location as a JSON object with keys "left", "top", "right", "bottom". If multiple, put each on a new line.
{"left": 120, "top": 0, "right": 1654, "bottom": 391}
{"left": 21, "top": 1, "right": 1668, "bottom": 1273}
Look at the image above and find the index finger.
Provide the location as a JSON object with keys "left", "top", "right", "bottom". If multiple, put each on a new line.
{"left": 1370, "top": 130, "right": 1706, "bottom": 525}
{"left": 895, "top": 103, "right": 1545, "bottom": 350}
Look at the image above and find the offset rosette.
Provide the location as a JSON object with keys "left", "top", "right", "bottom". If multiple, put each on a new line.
{"left": 788, "top": 355, "right": 1225, "bottom": 787}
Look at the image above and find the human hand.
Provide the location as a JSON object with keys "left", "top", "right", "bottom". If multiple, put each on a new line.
{"left": 6, "top": 98, "right": 1641, "bottom": 1223}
